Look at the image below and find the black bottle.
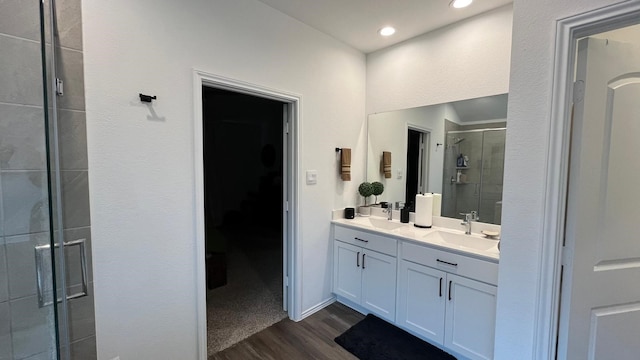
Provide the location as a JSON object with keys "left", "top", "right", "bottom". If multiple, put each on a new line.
{"left": 400, "top": 207, "right": 410, "bottom": 223}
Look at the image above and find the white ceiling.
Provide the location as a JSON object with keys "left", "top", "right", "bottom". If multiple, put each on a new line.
{"left": 451, "top": 93, "right": 508, "bottom": 123}
{"left": 257, "top": 0, "right": 513, "bottom": 53}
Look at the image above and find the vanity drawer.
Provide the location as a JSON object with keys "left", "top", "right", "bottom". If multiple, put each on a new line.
{"left": 401, "top": 242, "right": 498, "bottom": 285}
{"left": 334, "top": 225, "right": 397, "bottom": 256}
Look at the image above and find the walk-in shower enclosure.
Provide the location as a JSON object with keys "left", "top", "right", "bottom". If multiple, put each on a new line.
{"left": 442, "top": 128, "right": 506, "bottom": 224}
{"left": 0, "top": 0, "right": 95, "bottom": 359}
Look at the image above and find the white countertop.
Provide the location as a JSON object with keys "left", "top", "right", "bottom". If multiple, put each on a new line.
{"left": 332, "top": 215, "right": 500, "bottom": 263}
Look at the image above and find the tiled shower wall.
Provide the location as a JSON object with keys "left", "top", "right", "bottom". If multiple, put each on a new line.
{"left": 442, "top": 121, "right": 506, "bottom": 224}
{"left": 0, "top": 0, "right": 95, "bottom": 359}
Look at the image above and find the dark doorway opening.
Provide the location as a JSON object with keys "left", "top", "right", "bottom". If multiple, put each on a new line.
{"left": 202, "top": 86, "right": 287, "bottom": 355}
{"left": 405, "top": 129, "right": 425, "bottom": 209}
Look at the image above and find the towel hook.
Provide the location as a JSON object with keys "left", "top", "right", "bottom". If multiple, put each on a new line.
{"left": 139, "top": 93, "right": 157, "bottom": 103}
{"left": 335, "top": 147, "right": 342, "bottom": 153}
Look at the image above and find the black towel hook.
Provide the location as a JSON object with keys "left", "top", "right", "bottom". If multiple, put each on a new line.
{"left": 139, "top": 93, "right": 157, "bottom": 103}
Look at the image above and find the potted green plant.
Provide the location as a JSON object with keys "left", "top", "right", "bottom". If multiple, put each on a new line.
{"left": 358, "top": 182, "right": 374, "bottom": 216}
{"left": 371, "top": 181, "right": 384, "bottom": 204}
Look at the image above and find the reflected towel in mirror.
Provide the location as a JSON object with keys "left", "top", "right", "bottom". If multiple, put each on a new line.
{"left": 382, "top": 151, "right": 392, "bottom": 178}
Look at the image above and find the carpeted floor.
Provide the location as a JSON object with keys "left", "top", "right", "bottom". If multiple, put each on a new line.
{"left": 206, "top": 234, "right": 286, "bottom": 356}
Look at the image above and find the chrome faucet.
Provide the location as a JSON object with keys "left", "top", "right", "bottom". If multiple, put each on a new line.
{"left": 460, "top": 211, "right": 478, "bottom": 235}
{"left": 384, "top": 203, "right": 394, "bottom": 220}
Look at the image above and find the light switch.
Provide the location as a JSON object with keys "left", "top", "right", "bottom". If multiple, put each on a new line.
{"left": 397, "top": 169, "right": 403, "bottom": 179}
{"left": 306, "top": 170, "right": 318, "bottom": 185}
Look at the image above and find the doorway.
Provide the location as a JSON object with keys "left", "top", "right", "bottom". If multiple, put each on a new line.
{"left": 405, "top": 128, "right": 429, "bottom": 208}
{"left": 556, "top": 22, "right": 640, "bottom": 360}
{"left": 201, "top": 86, "right": 288, "bottom": 355}
{"left": 193, "top": 71, "right": 300, "bottom": 360}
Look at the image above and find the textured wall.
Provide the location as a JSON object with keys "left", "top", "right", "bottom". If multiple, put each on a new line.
{"left": 367, "top": 104, "right": 447, "bottom": 202}
{"left": 366, "top": 4, "right": 513, "bottom": 115}
{"left": 495, "top": 0, "right": 627, "bottom": 358}
{"left": 81, "top": 0, "right": 366, "bottom": 359}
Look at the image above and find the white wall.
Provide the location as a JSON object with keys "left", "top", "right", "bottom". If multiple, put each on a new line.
{"left": 367, "top": 105, "right": 447, "bottom": 203}
{"left": 81, "top": 0, "right": 366, "bottom": 359}
{"left": 495, "top": 0, "right": 627, "bottom": 358}
{"left": 367, "top": 1, "right": 639, "bottom": 358}
{"left": 366, "top": 4, "right": 513, "bottom": 115}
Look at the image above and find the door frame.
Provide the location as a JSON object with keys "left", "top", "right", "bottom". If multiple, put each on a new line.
{"left": 192, "top": 70, "right": 301, "bottom": 360}
{"left": 537, "top": 2, "right": 640, "bottom": 358}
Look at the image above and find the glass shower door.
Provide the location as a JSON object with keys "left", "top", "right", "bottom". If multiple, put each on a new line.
{"left": 479, "top": 129, "right": 506, "bottom": 224}
{"left": 450, "top": 131, "right": 484, "bottom": 216}
{"left": 0, "top": 0, "right": 82, "bottom": 359}
{"left": 441, "top": 128, "right": 506, "bottom": 224}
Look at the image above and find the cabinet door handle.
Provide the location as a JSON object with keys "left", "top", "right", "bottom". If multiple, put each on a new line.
{"left": 354, "top": 237, "right": 369, "bottom": 243}
{"left": 437, "top": 258, "right": 458, "bottom": 267}
{"left": 448, "top": 280, "right": 453, "bottom": 301}
{"left": 357, "top": 252, "right": 360, "bottom": 267}
{"left": 362, "top": 253, "right": 366, "bottom": 269}
{"left": 439, "top": 277, "right": 443, "bottom": 297}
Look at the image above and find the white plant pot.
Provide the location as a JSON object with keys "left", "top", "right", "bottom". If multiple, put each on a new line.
{"left": 359, "top": 206, "right": 371, "bottom": 217}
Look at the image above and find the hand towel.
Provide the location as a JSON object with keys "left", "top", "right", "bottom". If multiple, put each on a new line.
{"left": 341, "top": 148, "right": 351, "bottom": 181}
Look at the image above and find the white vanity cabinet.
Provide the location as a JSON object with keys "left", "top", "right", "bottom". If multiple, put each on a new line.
{"left": 397, "top": 241, "right": 498, "bottom": 360}
{"left": 397, "top": 260, "right": 447, "bottom": 343}
{"left": 444, "top": 273, "right": 497, "bottom": 360}
{"left": 333, "top": 225, "right": 397, "bottom": 322}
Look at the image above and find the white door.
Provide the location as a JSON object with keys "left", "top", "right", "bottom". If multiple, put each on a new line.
{"left": 333, "top": 241, "right": 361, "bottom": 303}
{"left": 361, "top": 249, "right": 397, "bottom": 321}
{"left": 558, "top": 35, "right": 640, "bottom": 360}
{"left": 397, "top": 260, "right": 446, "bottom": 344}
{"left": 445, "top": 274, "right": 497, "bottom": 360}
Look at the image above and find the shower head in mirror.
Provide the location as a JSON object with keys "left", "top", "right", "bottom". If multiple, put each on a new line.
{"left": 453, "top": 137, "right": 465, "bottom": 144}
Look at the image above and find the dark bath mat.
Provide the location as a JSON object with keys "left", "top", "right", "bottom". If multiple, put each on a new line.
{"left": 335, "top": 314, "right": 457, "bottom": 360}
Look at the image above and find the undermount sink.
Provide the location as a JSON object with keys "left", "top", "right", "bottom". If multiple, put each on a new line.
{"left": 351, "top": 216, "right": 406, "bottom": 231}
{"left": 364, "top": 217, "right": 406, "bottom": 231}
{"left": 423, "top": 230, "right": 497, "bottom": 251}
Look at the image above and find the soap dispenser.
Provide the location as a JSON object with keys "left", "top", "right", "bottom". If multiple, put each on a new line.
{"left": 400, "top": 202, "right": 410, "bottom": 223}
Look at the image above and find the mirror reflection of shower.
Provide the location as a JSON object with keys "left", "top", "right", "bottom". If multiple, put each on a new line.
{"left": 442, "top": 127, "right": 506, "bottom": 224}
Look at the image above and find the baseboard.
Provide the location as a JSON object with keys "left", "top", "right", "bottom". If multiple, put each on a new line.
{"left": 335, "top": 297, "right": 368, "bottom": 316}
{"left": 299, "top": 296, "right": 336, "bottom": 320}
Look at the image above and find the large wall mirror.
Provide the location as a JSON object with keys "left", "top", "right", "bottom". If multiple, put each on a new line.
{"left": 367, "top": 93, "right": 508, "bottom": 224}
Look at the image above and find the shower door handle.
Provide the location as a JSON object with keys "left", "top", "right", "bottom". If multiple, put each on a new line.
{"left": 35, "top": 239, "right": 89, "bottom": 308}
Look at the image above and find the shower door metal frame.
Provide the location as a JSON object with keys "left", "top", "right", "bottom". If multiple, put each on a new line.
{"left": 38, "top": 0, "right": 91, "bottom": 357}
{"left": 38, "top": 0, "right": 72, "bottom": 357}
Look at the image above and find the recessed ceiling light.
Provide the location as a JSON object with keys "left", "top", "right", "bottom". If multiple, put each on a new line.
{"left": 450, "top": 0, "right": 472, "bottom": 8}
{"left": 379, "top": 26, "right": 396, "bottom": 37}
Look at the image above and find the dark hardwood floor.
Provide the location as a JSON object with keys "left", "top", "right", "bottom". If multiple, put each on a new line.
{"left": 209, "top": 302, "right": 364, "bottom": 360}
